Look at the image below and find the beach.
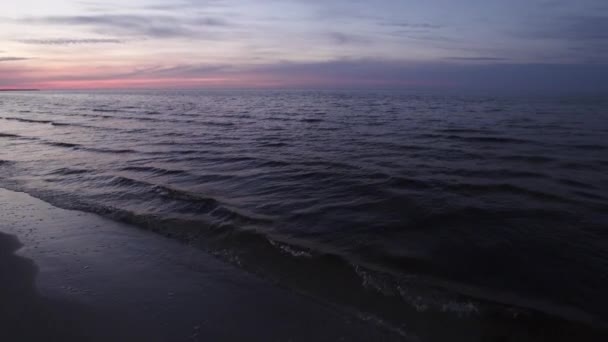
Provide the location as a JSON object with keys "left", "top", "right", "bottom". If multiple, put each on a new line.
{"left": 2, "top": 189, "right": 608, "bottom": 342}
{"left": 0, "top": 188, "right": 402, "bottom": 341}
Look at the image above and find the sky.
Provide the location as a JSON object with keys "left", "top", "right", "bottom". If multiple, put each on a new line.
{"left": 1, "top": 0, "right": 607, "bottom": 92}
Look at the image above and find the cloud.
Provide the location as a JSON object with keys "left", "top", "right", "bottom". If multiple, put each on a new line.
{"left": 445, "top": 57, "right": 510, "bottom": 61}
{"left": 521, "top": 15, "right": 608, "bottom": 42}
{"left": 87, "top": 64, "right": 235, "bottom": 81}
{"left": 327, "top": 32, "right": 369, "bottom": 45}
{"left": 191, "top": 17, "right": 230, "bottom": 26}
{"left": 76, "top": 0, "right": 228, "bottom": 13}
{"left": 0, "top": 57, "right": 29, "bottom": 62}
{"left": 21, "top": 14, "right": 231, "bottom": 39}
{"left": 144, "top": 0, "right": 229, "bottom": 11}
{"left": 381, "top": 21, "right": 442, "bottom": 30}
{"left": 18, "top": 38, "right": 123, "bottom": 45}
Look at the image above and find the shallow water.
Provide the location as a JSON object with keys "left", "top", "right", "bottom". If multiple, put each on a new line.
{"left": 1, "top": 90, "right": 607, "bottom": 334}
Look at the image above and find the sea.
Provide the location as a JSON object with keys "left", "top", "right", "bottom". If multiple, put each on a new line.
{"left": 1, "top": 90, "right": 607, "bottom": 340}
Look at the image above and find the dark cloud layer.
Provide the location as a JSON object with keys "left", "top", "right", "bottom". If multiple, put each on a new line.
{"left": 241, "top": 59, "right": 608, "bottom": 93}
{"left": 0, "top": 57, "right": 29, "bottom": 62}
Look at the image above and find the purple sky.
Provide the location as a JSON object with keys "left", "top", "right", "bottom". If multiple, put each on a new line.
{"left": 1, "top": 0, "right": 607, "bottom": 92}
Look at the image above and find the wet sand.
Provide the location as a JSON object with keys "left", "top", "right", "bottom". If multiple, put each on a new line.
{"left": 0, "top": 188, "right": 401, "bottom": 341}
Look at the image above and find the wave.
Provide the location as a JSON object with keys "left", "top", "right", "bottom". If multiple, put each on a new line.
{"left": 1, "top": 167, "right": 606, "bottom": 334}
{"left": 258, "top": 160, "right": 290, "bottom": 168}
{"left": 437, "top": 128, "right": 497, "bottom": 134}
{"left": 258, "top": 142, "right": 289, "bottom": 148}
{"left": 68, "top": 110, "right": 239, "bottom": 129}
{"left": 499, "top": 155, "right": 556, "bottom": 163}
{"left": 444, "top": 182, "right": 572, "bottom": 203}
{"left": 201, "top": 121, "right": 236, "bottom": 127}
{"left": 1, "top": 115, "right": 116, "bottom": 131}
{"left": 99, "top": 175, "right": 271, "bottom": 225}
{"left": 572, "top": 190, "right": 607, "bottom": 201}
{"left": 559, "top": 178, "right": 597, "bottom": 190}
{"left": 92, "top": 108, "right": 120, "bottom": 113}
{"left": 386, "top": 176, "right": 433, "bottom": 190}
{"left": 572, "top": 144, "right": 607, "bottom": 151}
{"left": 559, "top": 161, "right": 605, "bottom": 171}
{"left": 37, "top": 138, "right": 136, "bottom": 154}
{"left": 445, "top": 135, "right": 534, "bottom": 144}
{"left": 267, "top": 239, "right": 314, "bottom": 258}
{"left": 417, "top": 133, "right": 535, "bottom": 144}
{"left": 85, "top": 147, "right": 136, "bottom": 154}
{"left": 166, "top": 149, "right": 203, "bottom": 156}
{"left": 0, "top": 132, "right": 23, "bottom": 139}
{"left": 2, "top": 91, "right": 607, "bottom": 336}
{"left": 120, "top": 165, "right": 188, "bottom": 176}
{"left": 446, "top": 168, "right": 547, "bottom": 180}
{"left": 47, "top": 167, "right": 91, "bottom": 176}
{"left": 2, "top": 117, "right": 53, "bottom": 124}
{"left": 46, "top": 141, "right": 80, "bottom": 148}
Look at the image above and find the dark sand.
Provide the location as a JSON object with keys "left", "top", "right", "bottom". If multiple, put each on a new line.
{"left": 0, "top": 188, "right": 402, "bottom": 341}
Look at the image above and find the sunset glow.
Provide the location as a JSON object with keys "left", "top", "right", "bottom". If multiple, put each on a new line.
{"left": 1, "top": 0, "right": 607, "bottom": 91}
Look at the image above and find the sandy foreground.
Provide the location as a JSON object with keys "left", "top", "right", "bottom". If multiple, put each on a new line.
{"left": 0, "top": 188, "right": 402, "bottom": 341}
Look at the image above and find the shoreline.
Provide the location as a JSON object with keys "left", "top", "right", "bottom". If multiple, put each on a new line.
{"left": 2, "top": 187, "right": 608, "bottom": 341}
{"left": 0, "top": 188, "right": 402, "bottom": 341}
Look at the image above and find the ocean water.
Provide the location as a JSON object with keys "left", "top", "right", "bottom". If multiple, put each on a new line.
{"left": 1, "top": 90, "right": 607, "bottom": 338}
